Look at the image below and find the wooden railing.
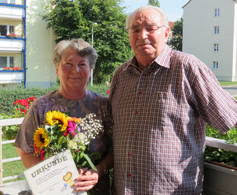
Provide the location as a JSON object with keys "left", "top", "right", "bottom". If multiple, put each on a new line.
{"left": 0, "top": 117, "right": 24, "bottom": 184}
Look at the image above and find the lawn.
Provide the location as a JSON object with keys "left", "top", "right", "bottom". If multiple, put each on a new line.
{"left": 3, "top": 143, "right": 25, "bottom": 181}
{"left": 220, "top": 81, "right": 237, "bottom": 86}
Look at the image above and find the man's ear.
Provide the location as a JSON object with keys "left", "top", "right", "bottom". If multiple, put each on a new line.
{"left": 164, "top": 27, "right": 171, "bottom": 40}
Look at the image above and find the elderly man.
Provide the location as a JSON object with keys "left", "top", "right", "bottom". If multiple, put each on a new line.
{"left": 109, "top": 6, "right": 237, "bottom": 194}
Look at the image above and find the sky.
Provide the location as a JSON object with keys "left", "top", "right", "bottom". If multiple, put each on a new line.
{"left": 121, "top": 0, "right": 189, "bottom": 22}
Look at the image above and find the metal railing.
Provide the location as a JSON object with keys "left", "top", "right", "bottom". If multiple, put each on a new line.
{"left": 0, "top": 117, "right": 23, "bottom": 184}
{"left": 0, "top": 117, "right": 236, "bottom": 186}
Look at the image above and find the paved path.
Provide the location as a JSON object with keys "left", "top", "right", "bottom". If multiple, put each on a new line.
{"left": 0, "top": 180, "right": 30, "bottom": 195}
{"left": 222, "top": 85, "right": 237, "bottom": 97}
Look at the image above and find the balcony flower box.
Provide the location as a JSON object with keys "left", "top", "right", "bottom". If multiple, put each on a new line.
{"left": 203, "top": 136, "right": 237, "bottom": 194}
{"left": 0, "top": 67, "right": 22, "bottom": 71}
{"left": 6, "top": 33, "right": 18, "bottom": 38}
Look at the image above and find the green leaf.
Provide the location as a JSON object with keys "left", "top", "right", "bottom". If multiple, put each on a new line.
{"left": 82, "top": 153, "right": 97, "bottom": 171}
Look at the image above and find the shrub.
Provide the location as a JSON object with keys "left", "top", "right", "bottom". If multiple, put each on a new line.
{"left": 0, "top": 86, "right": 57, "bottom": 114}
{"left": 205, "top": 126, "right": 237, "bottom": 167}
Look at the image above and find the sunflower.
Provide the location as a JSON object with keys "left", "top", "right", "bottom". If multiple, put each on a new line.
{"left": 33, "top": 128, "right": 50, "bottom": 148}
{"left": 46, "top": 111, "right": 69, "bottom": 131}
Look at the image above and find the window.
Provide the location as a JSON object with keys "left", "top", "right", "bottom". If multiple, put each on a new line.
{"left": 0, "top": 25, "right": 7, "bottom": 36}
{"left": 214, "top": 43, "right": 219, "bottom": 52}
{"left": 0, "top": 25, "right": 15, "bottom": 36}
{"left": 213, "top": 61, "right": 219, "bottom": 69}
{"left": 214, "top": 8, "right": 220, "bottom": 17}
{"left": 0, "top": 56, "right": 14, "bottom": 68}
{"left": 214, "top": 25, "right": 219, "bottom": 34}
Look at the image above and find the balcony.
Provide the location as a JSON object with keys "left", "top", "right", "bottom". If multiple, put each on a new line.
{"left": 203, "top": 137, "right": 237, "bottom": 194}
{"left": 0, "top": 71, "right": 23, "bottom": 83}
{"left": 0, "top": 4, "right": 24, "bottom": 21}
{"left": 0, "top": 36, "right": 24, "bottom": 52}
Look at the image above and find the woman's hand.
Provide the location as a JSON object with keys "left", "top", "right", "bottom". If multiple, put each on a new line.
{"left": 73, "top": 168, "right": 99, "bottom": 192}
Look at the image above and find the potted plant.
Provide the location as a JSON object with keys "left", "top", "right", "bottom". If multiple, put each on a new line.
{"left": 203, "top": 126, "right": 237, "bottom": 194}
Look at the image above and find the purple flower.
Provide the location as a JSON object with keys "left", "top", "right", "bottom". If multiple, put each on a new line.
{"left": 67, "top": 121, "right": 77, "bottom": 136}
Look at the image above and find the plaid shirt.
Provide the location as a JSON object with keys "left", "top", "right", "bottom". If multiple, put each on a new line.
{"left": 109, "top": 45, "right": 237, "bottom": 195}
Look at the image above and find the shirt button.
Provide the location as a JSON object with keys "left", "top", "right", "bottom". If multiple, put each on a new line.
{"left": 127, "top": 173, "right": 133, "bottom": 177}
{"left": 128, "top": 152, "right": 132, "bottom": 157}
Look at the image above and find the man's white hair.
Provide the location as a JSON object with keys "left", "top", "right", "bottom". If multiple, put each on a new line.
{"left": 126, "top": 6, "right": 169, "bottom": 31}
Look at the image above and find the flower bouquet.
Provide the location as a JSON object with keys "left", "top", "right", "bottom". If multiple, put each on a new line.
{"left": 33, "top": 110, "right": 103, "bottom": 171}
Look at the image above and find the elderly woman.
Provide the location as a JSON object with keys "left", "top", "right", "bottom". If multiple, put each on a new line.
{"left": 15, "top": 39, "right": 113, "bottom": 194}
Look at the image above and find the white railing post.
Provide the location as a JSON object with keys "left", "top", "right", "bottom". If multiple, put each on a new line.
{"left": 0, "top": 117, "right": 24, "bottom": 184}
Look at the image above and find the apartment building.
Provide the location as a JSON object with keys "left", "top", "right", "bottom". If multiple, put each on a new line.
{"left": 0, "top": 0, "right": 56, "bottom": 88}
{"left": 183, "top": 0, "right": 237, "bottom": 81}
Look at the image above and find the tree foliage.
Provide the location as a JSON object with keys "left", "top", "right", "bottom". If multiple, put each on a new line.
{"left": 168, "top": 18, "right": 183, "bottom": 51}
{"left": 148, "top": 0, "right": 160, "bottom": 7}
{"left": 43, "top": 0, "right": 132, "bottom": 83}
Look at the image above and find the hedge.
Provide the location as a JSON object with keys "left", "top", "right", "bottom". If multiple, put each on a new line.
{"left": 0, "top": 86, "right": 57, "bottom": 114}
{"left": 0, "top": 84, "right": 108, "bottom": 114}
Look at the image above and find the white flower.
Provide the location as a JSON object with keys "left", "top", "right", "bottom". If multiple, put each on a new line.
{"left": 68, "top": 140, "right": 78, "bottom": 150}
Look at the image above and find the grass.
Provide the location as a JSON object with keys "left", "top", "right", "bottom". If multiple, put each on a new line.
{"left": 2, "top": 143, "right": 25, "bottom": 180}
{"left": 220, "top": 81, "right": 237, "bottom": 86}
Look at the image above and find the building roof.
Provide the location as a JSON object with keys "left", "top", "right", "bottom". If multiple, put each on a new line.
{"left": 183, "top": 0, "right": 237, "bottom": 8}
{"left": 182, "top": 0, "right": 191, "bottom": 8}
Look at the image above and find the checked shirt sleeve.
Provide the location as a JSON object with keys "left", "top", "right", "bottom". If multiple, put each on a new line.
{"left": 187, "top": 55, "right": 237, "bottom": 133}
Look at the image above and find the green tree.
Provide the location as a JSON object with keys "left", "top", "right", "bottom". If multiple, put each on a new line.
{"left": 168, "top": 18, "right": 183, "bottom": 51}
{"left": 148, "top": 0, "right": 160, "bottom": 7}
{"left": 43, "top": 0, "right": 132, "bottom": 83}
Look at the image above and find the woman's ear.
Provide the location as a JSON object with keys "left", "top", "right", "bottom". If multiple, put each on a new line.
{"left": 56, "top": 65, "right": 59, "bottom": 75}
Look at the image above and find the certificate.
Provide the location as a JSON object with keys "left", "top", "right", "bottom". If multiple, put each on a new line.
{"left": 24, "top": 150, "right": 86, "bottom": 195}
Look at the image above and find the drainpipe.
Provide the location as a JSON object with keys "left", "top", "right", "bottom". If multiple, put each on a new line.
{"left": 23, "top": 0, "right": 26, "bottom": 88}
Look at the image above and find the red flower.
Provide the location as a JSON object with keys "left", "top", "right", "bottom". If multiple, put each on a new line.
{"left": 63, "top": 131, "right": 69, "bottom": 137}
{"left": 40, "top": 150, "right": 45, "bottom": 160}
{"left": 13, "top": 96, "right": 37, "bottom": 115}
{"left": 16, "top": 108, "right": 27, "bottom": 114}
{"left": 106, "top": 89, "right": 110, "bottom": 95}
{"left": 27, "top": 96, "right": 37, "bottom": 102}
{"left": 34, "top": 144, "right": 40, "bottom": 154}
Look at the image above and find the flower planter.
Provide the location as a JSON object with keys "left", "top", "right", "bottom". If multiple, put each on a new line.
{"left": 203, "top": 136, "right": 237, "bottom": 194}
{"left": 203, "top": 162, "right": 237, "bottom": 195}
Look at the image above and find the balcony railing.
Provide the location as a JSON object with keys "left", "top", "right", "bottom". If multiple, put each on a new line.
{"left": 0, "top": 4, "right": 24, "bottom": 20}
{"left": 0, "top": 117, "right": 24, "bottom": 184}
{"left": 0, "top": 118, "right": 236, "bottom": 193}
{"left": 0, "top": 71, "right": 23, "bottom": 83}
{"left": 0, "top": 36, "right": 24, "bottom": 52}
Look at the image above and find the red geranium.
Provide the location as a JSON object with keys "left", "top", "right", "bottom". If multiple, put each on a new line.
{"left": 13, "top": 96, "right": 37, "bottom": 115}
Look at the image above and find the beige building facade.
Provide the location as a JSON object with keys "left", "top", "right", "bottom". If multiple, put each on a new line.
{"left": 183, "top": 0, "right": 237, "bottom": 81}
{"left": 0, "top": 0, "right": 56, "bottom": 88}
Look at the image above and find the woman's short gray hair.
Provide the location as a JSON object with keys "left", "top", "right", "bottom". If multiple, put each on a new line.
{"left": 126, "top": 6, "right": 169, "bottom": 31}
{"left": 53, "top": 38, "right": 98, "bottom": 69}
